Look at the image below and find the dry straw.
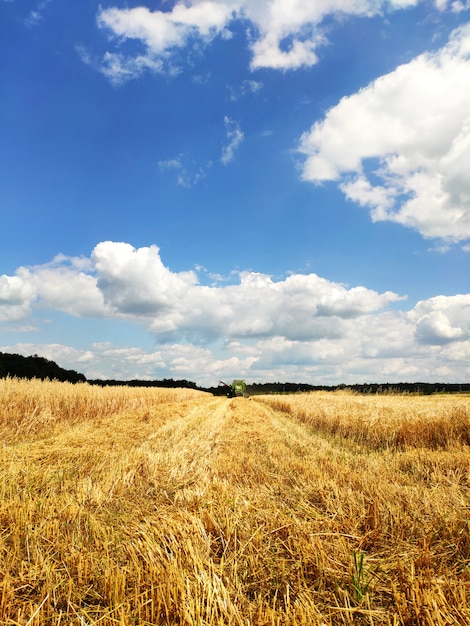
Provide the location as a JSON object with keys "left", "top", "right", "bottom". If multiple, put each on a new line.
{"left": 1, "top": 379, "right": 470, "bottom": 624}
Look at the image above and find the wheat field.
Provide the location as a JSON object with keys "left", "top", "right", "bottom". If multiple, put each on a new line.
{"left": 1, "top": 378, "right": 470, "bottom": 625}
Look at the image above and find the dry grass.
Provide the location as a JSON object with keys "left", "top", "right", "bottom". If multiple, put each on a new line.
{"left": 1, "top": 380, "right": 470, "bottom": 624}
{"left": 261, "top": 391, "right": 470, "bottom": 450}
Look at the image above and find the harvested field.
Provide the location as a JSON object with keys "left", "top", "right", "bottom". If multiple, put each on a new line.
{"left": 1, "top": 379, "right": 470, "bottom": 624}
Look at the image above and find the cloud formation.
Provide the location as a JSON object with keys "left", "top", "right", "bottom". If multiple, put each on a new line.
{"left": 157, "top": 155, "right": 207, "bottom": 187}
{"left": 221, "top": 117, "right": 244, "bottom": 165}
{"left": 0, "top": 275, "right": 36, "bottom": 321}
{"left": 95, "top": 2, "right": 232, "bottom": 84}
{"left": 24, "top": 0, "right": 51, "bottom": 27}
{"left": 91, "top": 0, "right": 434, "bottom": 83}
{"left": 1, "top": 241, "right": 469, "bottom": 384}
{"left": 298, "top": 24, "right": 470, "bottom": 245}
{"left": 228, "top": 80, "right": 263, "bottom": 101}
{"left": 87, "top": 3, "right": 470, "bottom": 249}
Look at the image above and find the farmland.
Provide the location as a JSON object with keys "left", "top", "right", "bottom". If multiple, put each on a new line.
{"left": 1, "top": 379, "right": 470, "bottom": 625}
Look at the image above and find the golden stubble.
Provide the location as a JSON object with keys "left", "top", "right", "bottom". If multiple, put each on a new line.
{"left": 1, "top": 380, "right": 470, "bottom": 624}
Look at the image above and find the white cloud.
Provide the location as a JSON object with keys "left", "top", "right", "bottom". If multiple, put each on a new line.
{"left": 17, "top": 254, "right": 107, "bottom": 318}
{"left": 228, "top": 79, "right": 263, "bottom": 101}
{"left": 92, "top": 242, "right": 198, "bottom": 316}
{"left": 24, "top": 1, "right": 51, "bottom": 27}
{"left": 192, "top": 72, "right": 212, "bottom": 84}
{"left": 158, "top": 154, "right": 207, "bottom": 187}
{"left": 298, "top": 24, "right": 470, "bottom": 244}
{"left": 26, "top": 10, "right": 42, "bottom": 26}
{"left": 0, "top": 241, "right": 402, "bottom": 337}
{"left": 0, "top": 274, "right": 36, "bottom": 321}
{"left": 410, "top": 294, "right": 470, "bottom": 344}
{"left": 221, "top": 116, "right": 244, "bottom": 164}
{"left": 2, "top": 241, "right": 469, "bottom": 384}
{"left": 415, "top": 311, "right": 464, "bottom": 343}
{"left": 101, "top": 52, "right": 165, "bottom": 86}
{"left": 0, "top": 341, "right": 257, "bottom": 384}
{"left": 0, "top": 343, "right": 94, "bottom": 369}
{"left": 97, "top": 4, "right": 230, "bottom": 53}
{"left": 91, "top": 0, "right": 440, "bottom": 82}
{"left": 6, "top": 325, "right": 40, "bottom": 334}
{"left": 157, "top": 157, "right": 184, "bottom": 171}
{"left": 438, "top": 0, "right": 470, "bottom": 10}
{"left": 95, "top": 2, "right": 233, "bottom": 83}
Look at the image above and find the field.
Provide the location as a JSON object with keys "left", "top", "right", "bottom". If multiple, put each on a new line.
{"left": 1, "top": 379, "right": 470, "bottom": 625}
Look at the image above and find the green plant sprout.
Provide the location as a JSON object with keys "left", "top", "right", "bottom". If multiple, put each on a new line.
{"left": 351, "top": 552, "right": 373, "bottom": 602}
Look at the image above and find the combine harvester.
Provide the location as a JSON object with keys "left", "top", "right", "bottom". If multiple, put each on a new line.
{"left": 218, "top": 379, "right": 247, "bottom": 398}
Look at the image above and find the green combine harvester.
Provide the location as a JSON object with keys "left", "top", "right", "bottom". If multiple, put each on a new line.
{"left": 219, "top": 379, "right": 246, "bottom": 398}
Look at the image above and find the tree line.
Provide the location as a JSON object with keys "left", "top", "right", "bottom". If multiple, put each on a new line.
{"left": 0, "top": 352, "right": 86, "bottom": 383}
{"left": 206, "top": 381, "right": 470, "bottom": 395}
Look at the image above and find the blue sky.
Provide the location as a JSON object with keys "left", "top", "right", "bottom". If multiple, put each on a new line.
{"left": 1, "top": 0, "right": 469, "bottom": 386}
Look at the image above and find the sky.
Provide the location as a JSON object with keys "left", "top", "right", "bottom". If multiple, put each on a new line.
{"left": 1, "top": 0, "right": 469, "bottom": 387}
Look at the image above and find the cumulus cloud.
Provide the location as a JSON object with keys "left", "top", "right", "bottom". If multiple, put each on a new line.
{"left": 0, "top": 274, "right": 36, "bottom": 321}
{"left": 411, "top": 294, "right": 469, "bottom": 344}
{"left": 17, "top": 254, "right": 107, "bottom": 318}
{"left": 91, "top": 0, "right": 435, "bottom": 82}
{"left": 298, "top": 24, "right": 470, "bottom": 245}
{"left": 0, "top": 341, "right": 259, "bottom": 384}
{"left": 95, "top": 2, "right": 232, "bottom": 83}
{"left": 240, "top": 0, "right": 416, "bottom": 71}
{"left": 97, "top": 2, "right": 231, "bottom": 53}
{"left": 0, "top": 241, "right": 402, "bottom": 335}
{"left": 2, "top": 241, "right": 470, "bottom": 384}
{"left": 91, "top": 242, "right": 198, "bottom": 316}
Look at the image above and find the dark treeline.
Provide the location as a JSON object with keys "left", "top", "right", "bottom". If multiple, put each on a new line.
{"left": 208, "top": 381, "right": 470, "bottom": 395}
{"left": 0, "top": 352, "right": 86, "bottom": 383}
{"left": 347, "top": 382, "right": 470, "bottom": 394}
{"left": 240, "top": 381, "right": 470, "bottom": 395}
{"left": 1, "top": 352, "right": 468, "bottom": 394}
{"left": 88, "top": 378, "right": 198, "bottom": 390}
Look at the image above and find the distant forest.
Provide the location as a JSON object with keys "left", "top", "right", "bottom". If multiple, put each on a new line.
{"left": 211, "top": 381, "right": 470, "bottom": 396}
{"left": 0, "top": 352, "right": 86, "bottom": 384}
{"left": 1, "top": 352, "right": 469, "bottom": 394}
{"left": 0, "top": 353, "right": 197, "bottom": 390}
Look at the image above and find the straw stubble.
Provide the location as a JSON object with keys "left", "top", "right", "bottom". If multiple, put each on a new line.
{"left": 1, "top": 379, "right": 469, "bottom": 624}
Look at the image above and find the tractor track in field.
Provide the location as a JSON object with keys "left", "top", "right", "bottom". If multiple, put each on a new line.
{"left": 133, "top": 395, "right": 341, "bottom": 499}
